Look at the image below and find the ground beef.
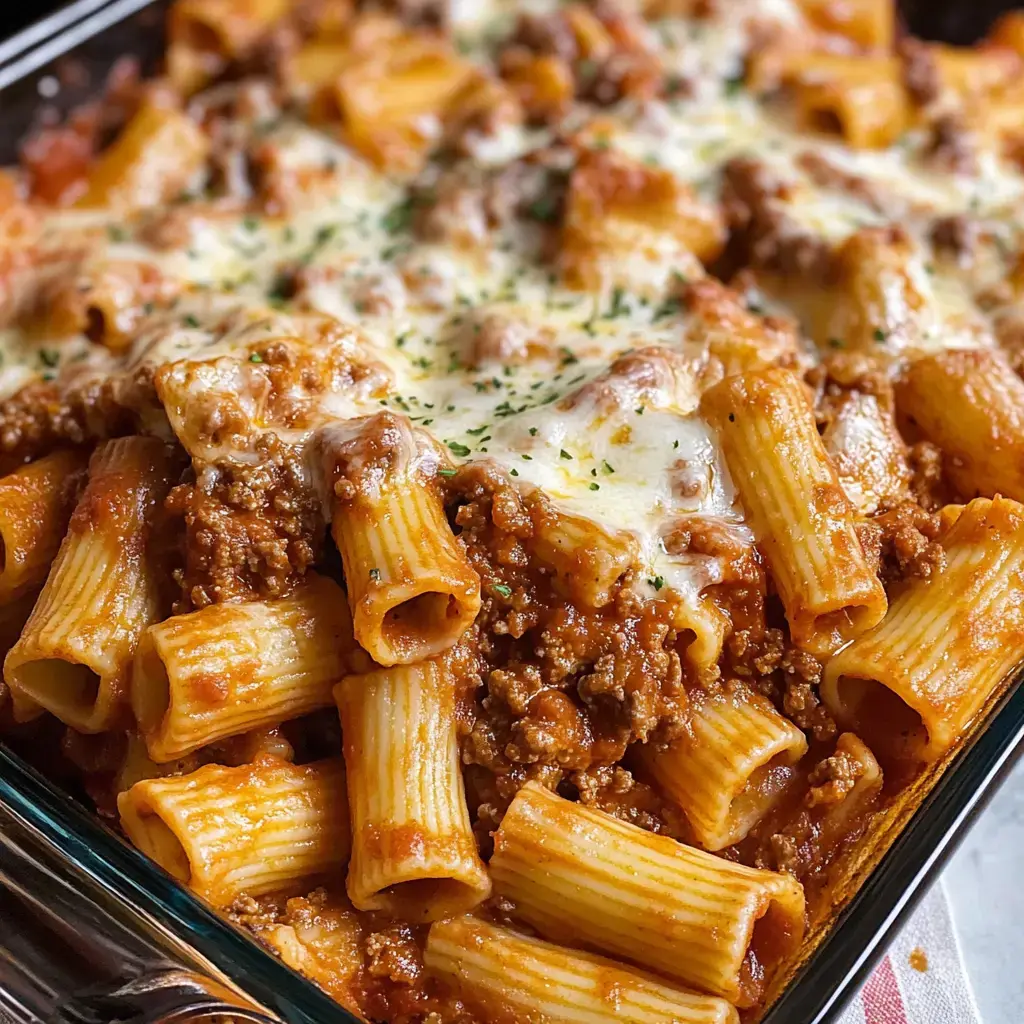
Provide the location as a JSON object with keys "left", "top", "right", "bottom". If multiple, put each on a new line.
{"left": 0, "top": 376, "right": 140, "bottom": 471}
{"left": 930, "top": 214, "right": 980, "bottom": 266}
{"left": 570, "top": 764, "right": 691, "bottom": 837}
{"left": 899, "top": 38, "right": 941, "bottom": 106}
{"left": 165, "top": 433, "right": 324, "bottom": 610}
{"left": 805, "top": 750, "right": 864, "bottom": 808}
{"left": 796, "top": 151, "right": 893, "bottom": 217}
{"left": 719, "top": 157, "right": 833, "bottom": 280}
{"left": 866, "top": 500, "right": 946, "bottom": 585}
{"left": 450, "top": 465, "right": 690, "bottom": 782}
{"left": 737, "top": 629, "right": 836, "bottom": 743}
{"left": 922, "top": 114, "right": 977, "bottom": 176}
{"left": 907, "top": 440, "right": 948, "bottom": 509}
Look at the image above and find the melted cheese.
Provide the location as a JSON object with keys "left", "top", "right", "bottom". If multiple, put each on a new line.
{"left": 5, "top": 0, "right": 1024, "bottom": 611}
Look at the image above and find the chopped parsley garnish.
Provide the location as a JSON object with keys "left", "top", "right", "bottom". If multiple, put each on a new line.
{"left": 873, "top": 328, "right": 887, "bottom": 343}
{"left": 249, "top": 352, "right": 264, "bottom": 363}
{"left": 381, "top": 197, "right": 416, "bottom": 235}
{"left": 723, "top": 73, "right": 745, "bottom": 97}
{"left": 635, "top": 405, "right": 645, "bottom": 415}
{"left": 589, "top": 482, "right": 600, "bottom": 491}
{"left": 438, "top": 468, "right": 457, "bottom": 477}
{"left": 650, "top": 575, "right": 665, "bottom": 591}
{"left": 38, "top": 348, "right": 59, "bottom": 368}
{"left": 526, "top": 194, "right": 560, "bottom": 224}
{"left": 510, "top": 467, "right": 519, "bottom": 476}
{"left": 466, "top": 425, "right": 489, "bottom": 436}
{"left": 653, "top": 296, "right": 682, "bottom": 321}
{"left": 183, "top": 314, "right": 201, "bottom": 328}
{"left": 529, "top": 427, "right": 538, "bottom": 436}
{"left": 829, "top": 337, "right": 846, "bottom": 349}
{"left": 602, "top": 460, "right": 615, "bottom": 474}
{"left": 605, "top": 287, "right": 630, "bottom": 319}
{"left": 559, "top": 449, "right": 573, "bottom": 460}
{"left": 447, "top": 441, "right": 471, "bottom": 457}
{"left": 301, "top": 224, "right": 337, "bottom": 265}
{"left": 492, "top": 583, "right": 513, "bottom": 598}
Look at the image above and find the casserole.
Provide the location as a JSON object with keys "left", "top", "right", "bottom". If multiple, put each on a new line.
{"left": 2, "top": 2, "right": 1024, "bottom": 1024}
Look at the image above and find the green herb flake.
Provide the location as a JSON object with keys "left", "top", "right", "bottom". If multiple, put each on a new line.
{"left": 526, "top": 194, "right": 560, "bottom": 224}
{"left": 448, "top": 441, "right": 472, "bottom": 457}
{"left": 249, "top": 352, "right": 264, "bottom": 363}
{"left": 438, "top": 468, "right": 457, "bottom": 477}
{"left": 602, "top": 460, "right": 615, "bottom": 474}
{"left": 183, "top": 314, "right": 201, "bottom": 328}
{"left": 723, "top": 73, "right": 745, "bottom": 97}
{"left": 492, "top": 583, "right": 513, "bottom": 598}
{"left": 605, "top": 286, "right": 630, "bottom": 319}
{"left": 650, "top": 575, "right": 665, "bottom": 591}
{"left": 381, "top": 197, "right": 416, "bottom": 235}
{"left": 559, "top": 449, "right": 573, "bottom": 460}
{"left": 653, "top": 296, "right": 682, "bottom": 321}
{"left": 589, "top": 482, "right": 600, "bottom": 491}
{"left": 873, "top": 328, "right": 887, "bottom": 343}
{"left": 38, "top": 348, "right": 59, "bottom": 368}
{"left": 529, "top": 427, "right": 539, "bottom": 436}
{"left": 828, "top": 337, "right": 846, "bottom": 349}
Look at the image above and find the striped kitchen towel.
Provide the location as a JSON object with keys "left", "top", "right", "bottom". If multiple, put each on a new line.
{"left": 838, "top": 880, "right": 981, "bottom": 1024}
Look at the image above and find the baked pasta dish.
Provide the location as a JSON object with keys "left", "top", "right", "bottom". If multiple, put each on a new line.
{"left": 3, "top": 0, "right": 1024, "bottom": 1019}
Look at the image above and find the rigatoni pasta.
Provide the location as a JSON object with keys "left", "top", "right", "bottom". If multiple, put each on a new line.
{"left": 489, "top": 782, "right": 805, "bottom": 1007}
{"left": 894, "top": 348, "right": 1024, "bottom": 503}
{"left": 334, "top": 656, "right": 491, "bottom": 922}
{"left": 4, "top": 437, "right": 175, "bottom": 732}
{"left": 700, "top": 369, "right": 886, "bottom": 656}
{"left": 132, "top": 574, "right": 359, "bottom": 762}
{"left": 822, "top": 496, "right": 1024, "bottom": 764}
{"left": 118, "top": 756, "right": 350, "bottom": 907}
{"left": 0, "top": 450, "right": 86, "bottom": 602}
{"left": 425, "top": 915, "right": 740, "bottom": 1024}
{"left": 641, "top": 682, "right": 808, "bottom": 851}
{"left": 320, "top": 414, "right": 481, "bottom": 667}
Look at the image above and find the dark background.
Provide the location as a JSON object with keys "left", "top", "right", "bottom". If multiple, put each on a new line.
{"left": 1, "top": 0, "right": 1023, "bottom": 46}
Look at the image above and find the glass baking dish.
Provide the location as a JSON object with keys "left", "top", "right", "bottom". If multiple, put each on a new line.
{"left": 2, "top": 2, "right": 1024, "bottom": 1021}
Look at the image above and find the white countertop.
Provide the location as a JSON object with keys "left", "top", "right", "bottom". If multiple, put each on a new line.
{"left": 943, "top": 756, "right": 1024, "bottom": 1023}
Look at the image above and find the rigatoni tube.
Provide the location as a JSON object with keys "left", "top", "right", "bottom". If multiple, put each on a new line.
{"left": 701, "top": 369, "right": 886, "bottom": 656}
{"left": 642, "top": 682, "right": 807, "bottom": 851}
{"left": 4, "top": 437, "right": 176, "bottom": 732}
{"left": 133, "top": 574, "right": 358, "bottom": 762}
{"left": 489, "top": 782, "right": 805, "bottom": 1007}
{"left": 118, "top": 756, "right": 349, "bottom": 907}
{"left": 822, "top": 496, "right": 1024, "bottom": 764}
{"left": 0, "top": 450, "right": 87, "bottom": 602}
{"left": 895, "top": 348, "right": 1024, "bottom": 502}
{"left": 425, "top": 915, "right": 739, "bottom": 1024}
{"left": 334, "top": 656, "right": 491, "bottom": 922}
{"left": 320, "top": 413, "right": 480, "bottom": 666}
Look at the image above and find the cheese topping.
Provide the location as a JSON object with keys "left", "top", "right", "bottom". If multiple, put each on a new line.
{"left": 4, "top": 0, "right": 1024, "bottom": 609}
